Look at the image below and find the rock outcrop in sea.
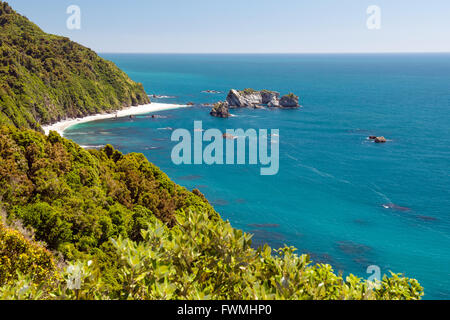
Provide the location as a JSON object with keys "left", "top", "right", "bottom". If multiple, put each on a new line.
{"left": 369, "top": 136, "right": 388, "bottom": 143}
{"left": 210, "top": 102, "right": 231, "bottom": 118}
{"left": 210, "top": 89, "right": 300, "bottom": 117}
{"left": 226, "top": 89, "right": 300, "bottom": 108}
{"left": 279, "top": 93, "right": 300, "bottom": 108}
{"left": 374, "top": 136, "right": 387, "bottom": 143}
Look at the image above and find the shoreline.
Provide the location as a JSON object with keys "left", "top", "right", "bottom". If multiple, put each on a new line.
{"left": 42, "top": 102, "right": 188, "bottom": 136}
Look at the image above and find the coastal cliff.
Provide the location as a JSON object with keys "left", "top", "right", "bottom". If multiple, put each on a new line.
{"left": 0, "top": 1, "right": 149, "bottom": 130}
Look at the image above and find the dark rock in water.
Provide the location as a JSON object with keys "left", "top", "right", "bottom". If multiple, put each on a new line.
{"left": 308, "top": 252, "right": 335, "bottom": 266}
{"left": 211, "top": 199, "right": 229, "bottom": 206}
{"left": 369, "top": 136, "right": 377, "bottom": 140}
{"left": 186, "top": 102, "right": 195, "bottom": 106}
{"left": 374, "top": 136, "right": 387, "bottom": 143}
{"left": 353, "top": 256, "right": 371, "bottom": 266}
{"left": 143, "top": 146, "right": 163, "bottom": 151}
{"left": 416, "top": 215, "right": 438, "bottom": 222}
{"left": 336, "top": 241, "right": 372, "bottom": 256}
{"left": 279, "top": 93, "right": 300, "bottom": 108}
{"left": 177, "top": 175, "right": 202, "bottom": 181}
{"left": 249, "top": 229, "right": 286, "bottom": 250}
{"left": 382, "top": 203, "right": 411, "bottom": 212}
{"left": 248, "top": 223, "right": 280, "bottom": 228}
{"left": 210, "top": 101, "right": 230, "bottom": 118}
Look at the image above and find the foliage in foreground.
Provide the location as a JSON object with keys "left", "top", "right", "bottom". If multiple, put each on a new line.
{"left": 0, "top": 209, "right": 423, "bottom": 300}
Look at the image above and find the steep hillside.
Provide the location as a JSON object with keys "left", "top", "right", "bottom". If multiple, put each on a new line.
{"left": 0, "top": 1, "right": 149, "bottom": 130}
{"left": 0, "top": 126, "right": 216, "bottom": 261}
{"left": 0, "top": 2, "right": 424, "bottom": 300}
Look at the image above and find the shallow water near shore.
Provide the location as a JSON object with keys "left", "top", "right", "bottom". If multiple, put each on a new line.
{"left": 65, "top": 53, "right": 450, "bottom": 299}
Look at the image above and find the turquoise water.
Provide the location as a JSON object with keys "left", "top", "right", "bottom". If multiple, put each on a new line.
{"left": 65, "top": 54, "right": 450, "bottom": 299}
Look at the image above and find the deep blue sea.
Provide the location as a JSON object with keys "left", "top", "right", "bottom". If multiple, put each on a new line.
{"left": 64, "top": 54, "right": 450, "bottom": 299}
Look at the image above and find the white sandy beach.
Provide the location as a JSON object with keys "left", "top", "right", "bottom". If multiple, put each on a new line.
{"left": 42, "top": 103, "right": 188, "bottom": 136}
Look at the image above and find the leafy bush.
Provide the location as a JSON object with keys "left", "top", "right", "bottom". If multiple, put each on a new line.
{"left": 241, "top": 88, "right": 257, "bottom": 95}
{"left": 0, "top": 126, "right": 217, "bottom": 263}
{"left": 0, "top": 220, "right": 58, "bottom": 288}
{"left": 0, "top": 210, "right": 423, "bottom": 300}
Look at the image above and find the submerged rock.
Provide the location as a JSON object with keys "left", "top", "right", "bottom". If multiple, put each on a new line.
{"left": 210, "top": 102, "right": 230, "bottom": 118}
{"left": 336, "top": 241, "right": 372, "bottom": 256}
{"left": 416, "top": 215, "right": 438, "bottom": 222}
{"left": 248, "top": 223, "right": 280, "bottom": 228}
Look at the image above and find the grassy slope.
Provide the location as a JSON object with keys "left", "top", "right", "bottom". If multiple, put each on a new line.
{"left": 0, "top": 1, "right": 149, "bottom": 130}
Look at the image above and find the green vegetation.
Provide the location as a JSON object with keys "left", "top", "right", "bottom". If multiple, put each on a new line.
{"left": 0, "top": 126, "right": 216, "bottom": 285}
{"left": 0, "top": 1, "right": 424, "bottom": 300}
{"left": 0, "top": 1, "right": 149, "bottom": 130}
{"left": 284, "top": 93, "right": 298, "bottom": 99}
{"left": 241, "top": 88, "right": 258, "bottom": 95}
{"left": 0, "top": 219, "right": 58, "bottom": 288}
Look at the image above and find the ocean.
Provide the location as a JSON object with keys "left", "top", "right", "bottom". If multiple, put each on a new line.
{"left": 64, "top": 53, "right": 450, "bottom": 299}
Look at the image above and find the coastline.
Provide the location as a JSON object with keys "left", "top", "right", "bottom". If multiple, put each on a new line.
{"left": 42, "top": 102, "right": 188, "bottom": 136}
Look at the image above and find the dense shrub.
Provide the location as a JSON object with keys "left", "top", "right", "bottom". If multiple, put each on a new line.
{"left": 0, "top": 210, "right": 423, "bottom": 300}
{"left": 0, "top": 126, "right": 217, "bottom": 262}
{"left": 0, "top": 220, "right": 58, "bottom": 288}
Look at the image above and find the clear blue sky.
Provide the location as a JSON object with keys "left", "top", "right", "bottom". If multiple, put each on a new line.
{"left": 6, "top": 0, "right": 450, "bottom": 53}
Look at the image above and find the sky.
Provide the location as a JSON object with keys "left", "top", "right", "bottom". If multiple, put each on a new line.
{"left": 6, "top": 0, "right": 450, "bottom": 53}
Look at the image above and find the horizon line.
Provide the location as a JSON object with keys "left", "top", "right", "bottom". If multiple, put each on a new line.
{"left": 98, "top": 51, "right": 450, "bottom": 55}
